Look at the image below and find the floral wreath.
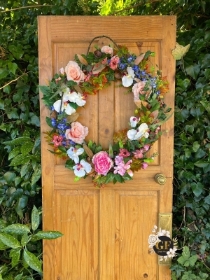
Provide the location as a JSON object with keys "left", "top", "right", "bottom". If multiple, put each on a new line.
{"left": 40, "top": 36, "right": 171, "bottom": 188}
{"left": 148, "top": 225, "right": 178, "bottom": 262}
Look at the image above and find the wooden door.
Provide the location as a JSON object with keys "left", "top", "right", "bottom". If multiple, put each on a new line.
{"left": 38, "top": 16, "right": 176, "bottom": 280}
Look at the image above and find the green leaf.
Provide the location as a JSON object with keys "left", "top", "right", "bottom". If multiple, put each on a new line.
{"left": 29, "top": 113, "right": 40, "bottom": 127}
{"left": 39, "top": 85, "right": 52, "bottom": 97}
{"left": 21, "top": 141, "right": 33, "bottom": 156}
{"left": 4, "top": 137, "right": 31, "bottom": 146}
{"left": 15, "top": 196, "right": 28, "bottom": 218}
{"left": 0, "top": 233, "right": 21, "bottom": 249}
{"left": 0, "top": 68, "right": 8, "bottom": 79}
{"left": 31, "top": 206, "right": 40, "bottom": 231}
{"left": 31, "top": 166, "right": 41, "bottom": 186}
{"left": 14, "top": 274, "right": 23, "bottom": 280}
{"left": 8, "top": 45, "right": 24, "bottom": 59}
{"left": 33, "top": 230, "right": 63, "bottom": 240}
{"left": 188, "top": 255, "right": 197, "bottom": 266}
{"left": 21, "top": 233, "right": 29, "bottom": 246}
{"left": 7, "top": 108, "right": 19, "bottom": 119}
{"left": 204, "top": 195, "right": 210, "bottom": 205}
{"left": 3, "top": 172, "right": 16, "bottom": 183}
{"left": 46, "top": 117, "right": 54, "bottom": 128}
{"left": 20, "top": 164, "right": 30, "bottom": 178}
{"left": 182, "top": 246, "right": 190, "bottom": 259}
{"left": 9, "top": 248, "right": 21, "bottom": 267}
{"left": 185, "top": 64, "right": 200, "bottom": 79}
{"left": 3, "top": 224, "right": 30, "bottom": 235}
{"left": 8, "top": 62, "right": 18, "bottom": 75}
{"left": 192, "top": 141, "right": 200, "bottom": 152}
{"left": 192, "top": 182, "right": 203, "bottom": 197}
{"left": 8, "top": 147, "right": 21, "bottom": 160}
{"left": 10, "top": 154, "right": 31, "bottom": 166}
{"left": 23, "top": 250, "right": 42, "bottom": 273}
{"left": 194, "top": 160, "right": 209, "bottom": 168}
{"left": 0, "top": 239, "right": 8, "bottom": 250}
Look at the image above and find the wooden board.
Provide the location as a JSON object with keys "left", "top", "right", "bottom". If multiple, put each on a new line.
{"left": 38, "top": 16, "right": 176, "bottom": 280}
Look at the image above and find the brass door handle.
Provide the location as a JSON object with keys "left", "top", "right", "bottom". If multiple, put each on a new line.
{"left": 154, "top": 173, "right": 166, "bottom": 185}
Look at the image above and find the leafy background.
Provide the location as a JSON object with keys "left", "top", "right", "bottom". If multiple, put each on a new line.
{"left": 0, "top": 0, "right": 210, "bottom": 279}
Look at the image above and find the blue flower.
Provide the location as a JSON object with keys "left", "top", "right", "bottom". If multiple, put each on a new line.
{"left": 119, "top": 63, "right": 126, "bottom": 70}
{"left": 51, "top": 118, "right": 57, "bottom": 127}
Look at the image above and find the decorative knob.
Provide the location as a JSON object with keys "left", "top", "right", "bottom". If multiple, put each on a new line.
{"left": 154, "top": 173, "right": 166, "bottom": 185}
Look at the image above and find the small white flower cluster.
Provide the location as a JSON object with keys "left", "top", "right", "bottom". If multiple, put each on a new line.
{"left": 148, "top": 225, "right": 177, "bottom": 262}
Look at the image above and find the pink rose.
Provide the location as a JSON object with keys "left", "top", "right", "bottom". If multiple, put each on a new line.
{"left": 132, "top": 81, "right": 150, "bottom": 101}
{"left": 142, "top": 162, "right": 148, "bottom": 169}
{"left": 65, "top": 122, "right": 88, "bottom": 144}
{"left": 143, "top": 144, "right": 150, "bottom": 152}
{"left": 109, "top": 55, "right": 120, "bottom": 70}
{"left": 101, "top": 46, "right": 113, "bottom": 55}
{"left": 52, "top": 135, "right": 63, "bottom": 147}
{"left": 65, "top": 61, "right": 85, "bottom": 83}
{"left": 92, "top": 151, "right": 113, "bottom": 176}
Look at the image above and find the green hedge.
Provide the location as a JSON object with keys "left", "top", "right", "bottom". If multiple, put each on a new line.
{"left": 0, "top": 1, "right": 210, "bottom": 279}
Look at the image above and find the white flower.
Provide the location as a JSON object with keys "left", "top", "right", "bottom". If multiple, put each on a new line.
{"left": 127, "top": 123, "right": 149, "bottom": 140}
{"left": 67, "top": 147, "right": 84, "bottom": 163}
{"left": 129, "top": 116, "right": 140, "bottom": 128}
{"left": 53, "top": 91, "right": 77, "bottom": 115}
{"left": 167, "top": 247, "right": 177, "bottom": 258}
{"left": 152, "top": 225, "right": 158, "bottom": 233}
{"left": 148, "top": 234, "right": 159, "bottom": 246}
{"left": 53, "top": 99, "right": 76, "bottom": 115}
{"left": 59, "top": 67, "right": 65, "bottom": 75}
{"left": 73, "top": 159, "right": 92, "bottom": 177}
{"left": 122, "top": 67, "right": 135, "bottom": 87}
{"left": 53, "top": 90, "right": 86, "bottom": 115}
{"left": 68, "top": 91, "right": 86, "bottom": 107}
{"left": 158, "top": 229, "right": 170, "bottom": 238}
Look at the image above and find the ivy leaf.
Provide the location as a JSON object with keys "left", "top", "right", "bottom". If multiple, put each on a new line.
{"left": 23, "top": 250, "right": 42, "bottom": 273}
{"left": 185, "top": 64, "right": 200, "bottom": 80}
{"left": 8, "top": 62, "right": 18, "bottom": 75}
{"left": 194, "top": 160, "right": 209, "bottom": 168}
{"left": 188, "top": 255, "right": 198, "bottom": 266}
{"left": 192, "top": 141, "right": 200, "bottom": 152}
{"left": 191, "top": 182, "right": 203, "bottom": 197}
{"left": 172, "top": 43, "right": 190, "bottom": 60}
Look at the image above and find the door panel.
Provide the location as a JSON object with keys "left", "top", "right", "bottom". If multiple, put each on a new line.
{"left": 38, "top": 16, "right": 176, "bottom": 280}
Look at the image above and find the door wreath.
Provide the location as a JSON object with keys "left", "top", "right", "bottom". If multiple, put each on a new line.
{"left": 40, "top": 36, "right": 171, "bottom": 188}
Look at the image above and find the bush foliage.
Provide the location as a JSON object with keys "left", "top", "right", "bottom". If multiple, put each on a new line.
{"left": 0, "top": 0, "right": 210, "bottom": 279}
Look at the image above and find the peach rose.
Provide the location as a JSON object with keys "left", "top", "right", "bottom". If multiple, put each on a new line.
{"left": 65, "top": 61, "right": 85, "bottom": 83}
{"left": 132, "top": 81, "right": 147, "bottom": 101}
{"left": 65, "top": 122, "right": 88, "bottom": 144}
{"left": 101, "top": 45, "right": 113, "bottom": 55}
